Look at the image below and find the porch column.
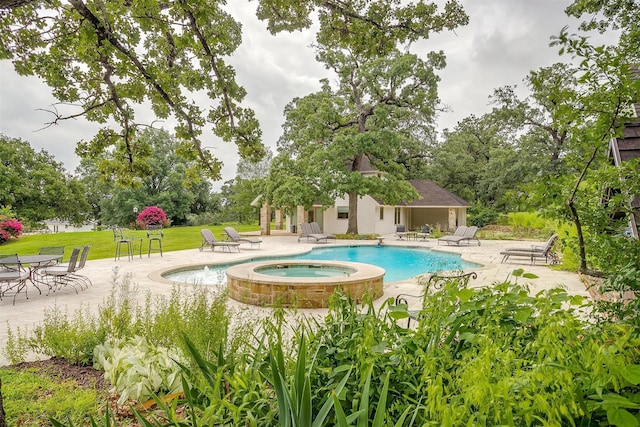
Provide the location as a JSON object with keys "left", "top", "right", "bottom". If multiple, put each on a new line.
{"left": 275, "top": 209, "right": 284, "bottom": 230}
{"left": 296, "top": 206, "right": 307, "bottom": 235}
{"left": 448, "top": 208, "right": 457, "bottom": 232}
{"left": 260, "top": 203, "right": 271, "bottom": 236}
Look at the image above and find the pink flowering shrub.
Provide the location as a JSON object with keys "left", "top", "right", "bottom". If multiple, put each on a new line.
{"left": 136, "top": 206, "right": 168, "bottom": 228}
{"left": 0, "top": 217, "right": 23, "bottom": 244}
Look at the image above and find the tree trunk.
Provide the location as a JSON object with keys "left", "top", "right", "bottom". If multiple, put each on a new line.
{"left": 566, "top": 198, "right": 588, "bottom": 272}
{"left": 567, "top": 145, "right": 600, "bottom": 274}
{"left": 346, "top": 153, "right": 363, "bottom": 234}
{"left": 347, "top": 189, "right": 359, "bottom": 235}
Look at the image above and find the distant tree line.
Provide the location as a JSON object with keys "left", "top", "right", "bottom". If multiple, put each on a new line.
{"left": 0, "top": 130, "right": 258, "bottom": 229}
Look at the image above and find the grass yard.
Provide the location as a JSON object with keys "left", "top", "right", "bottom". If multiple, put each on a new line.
{"left": 0, "top": 224, "right": 261, "bottom": 262}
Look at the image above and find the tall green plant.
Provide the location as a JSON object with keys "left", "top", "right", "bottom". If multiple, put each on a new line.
{"left": 263, "top": 334, "right": 351, "bottom": 427}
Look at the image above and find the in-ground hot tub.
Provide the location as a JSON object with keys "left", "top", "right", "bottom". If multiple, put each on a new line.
{"left": 225, "top": 260, "right": 385, "bottom": 308}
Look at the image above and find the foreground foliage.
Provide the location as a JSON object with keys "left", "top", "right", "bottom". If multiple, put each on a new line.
{"left": 3, "top": 272, "right": 628, "bottom": 426}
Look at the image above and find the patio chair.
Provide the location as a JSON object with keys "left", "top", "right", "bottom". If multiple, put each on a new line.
{"left": 416, "top": 225, "right": 431, "bottom": 241}
{"left": 113, "top": 227, "right": 143, "bottom": 261}
{"left": 199, "top": 229, "right": 241, "bottom": 252}
{"left": 395, "top": 224, "right": 409, "bottom": 240}
{"left": 500, "top": 234, "right": 559, "bottom": 265}
{"left": 146, "top": 225, "right": 163, "bottom": 257}
{"left": 297, "top": 222, "right": 328, "bottom": 243}
{"left": 438, "top": 226, "right": 480, "bottom": 246}
{"left": 38, "top": 246, "right": 65, "bottom": 265}
{"left": 223, "top": 226, "right": 263, "bottom": 249}
{"left": 395, "top": 271, "right": 478, "bottom": 327}
{"left": 40, "top": 247, "right": 82, "bottom": 294}
{"left": 69, "top": 245, "right": 92, "bottom": 289}
{"left": 0, "top": 254, "right": 30, "bottom": 305}
{"left": 310, "top": 222, "right": 335, "bottom": 242}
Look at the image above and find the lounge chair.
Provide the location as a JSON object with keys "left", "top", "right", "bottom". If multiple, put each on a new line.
{"left": 310, "top": 222, "right": 335, "bottom": 242}
{"left": 199, "top": 229, "right": 241, "bottom": 252}
{"left": 223, "top": 226, "right": 262, "bottom": 249}
{"left": 437, "top": 225, "right": 467, "bottom": 245}
{"left": 438, "top": 226, "right": 480, "bottom": 246}
{"left": 297, "top": 223, "right": 328, "bottom": 243}
{"left": 500, "top": 234, "right": 559, "bottom": 265}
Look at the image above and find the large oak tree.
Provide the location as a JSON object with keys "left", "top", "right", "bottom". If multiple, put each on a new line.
{"left": 1, "top": 0, "right": 466, "bottom": 186}
{"left": 268, "top": 0, "right": 468, "bottom": 234}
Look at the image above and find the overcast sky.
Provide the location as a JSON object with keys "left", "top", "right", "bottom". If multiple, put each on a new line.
{"left": 0, "top": 0, "right": 613, "bottom": 188}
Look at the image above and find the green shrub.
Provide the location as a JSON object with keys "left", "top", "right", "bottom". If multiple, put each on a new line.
{"left": 5, "top": 271, "right": 253, "bottom": 368}
{"left": 467, "top": 204, "right": 500, "bottom": 227}
{"left": 334, "top": 233, "right": 378, "bottom": 240}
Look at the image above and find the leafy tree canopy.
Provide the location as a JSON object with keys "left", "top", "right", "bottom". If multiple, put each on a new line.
{"left": 0, "top": 134, "right": 91, "bottom": 225}
{"left": 0, "top": 0, "right": 265, "bottom": 184}
{"left": 0, "top": 0, "right": 467, "bottom": 186}
{"left": 271, "top": 40, "right": 457, "bottom": 233}
{"left": 83, "top": 128, "right": 215, "bottom": 227}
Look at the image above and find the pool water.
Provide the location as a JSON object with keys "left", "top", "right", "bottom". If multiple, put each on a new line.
{"left": 255, "top": 264, "right": 357, "bottom": 278}
{"left": 164, "top": 245, "right": 480, "bottom": 286}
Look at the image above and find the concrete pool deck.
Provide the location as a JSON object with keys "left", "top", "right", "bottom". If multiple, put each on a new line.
{"left": 0, "top": 232, "right": 591, "bottom": 365}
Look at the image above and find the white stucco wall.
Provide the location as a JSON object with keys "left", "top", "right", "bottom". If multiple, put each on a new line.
{"left": 287, "top": 199, "right": 468, "bottom": 235}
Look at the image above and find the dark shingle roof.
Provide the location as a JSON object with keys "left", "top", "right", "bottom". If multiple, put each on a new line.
{"left": 399, "top": 180, "right": 471, "bottom": 207}
{"left": 610, "top": 121, "right": 640, "bottom": 209}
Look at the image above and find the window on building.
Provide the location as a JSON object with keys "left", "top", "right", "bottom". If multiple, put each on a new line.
{"left": 337, "top": 206, "right": 349, "bottom": 219}
{"left": 379, "top": 207, "right": 384, "bottom": 221}
{"left": 394, "top": 207, "right": 401, "bottom": 225}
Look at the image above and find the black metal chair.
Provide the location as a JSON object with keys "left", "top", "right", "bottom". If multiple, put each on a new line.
{"left": 146, "top": 225, "right": 164, "bottom": 257}
{"left": 113, "top": 227, "right": 142, "bottom": 261}
{"left": 41, "top": 247, "right": 82, "bottom": 294}
{"left": 0, "top": 254, "right": 30, "bottom": 305}
{"left": 395, "top": 271, "right": 478, "bottom": 327}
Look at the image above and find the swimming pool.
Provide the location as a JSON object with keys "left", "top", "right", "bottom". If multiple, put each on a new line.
{"left": 163, "top": 245, "right": 480, "bottom": 286}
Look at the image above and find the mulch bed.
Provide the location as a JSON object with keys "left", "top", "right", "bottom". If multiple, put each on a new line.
{"left": 9, "top": 357, "right": 108, "bottom": 390}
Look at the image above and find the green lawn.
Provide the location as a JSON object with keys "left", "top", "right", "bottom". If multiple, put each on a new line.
{"left": 0, "top": 224, "right": 261, "bottom": 262}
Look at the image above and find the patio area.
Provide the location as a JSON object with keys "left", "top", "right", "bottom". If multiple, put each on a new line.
{"left": 0, "top": 232, "right": 590, "bottom": 365}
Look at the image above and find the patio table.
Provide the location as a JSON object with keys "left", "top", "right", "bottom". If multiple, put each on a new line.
{"left": 397, "top": 231, "right": 418, "bottom": 241}
{"left": 0, "top": 254, "right": 62, "bottom": 295}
